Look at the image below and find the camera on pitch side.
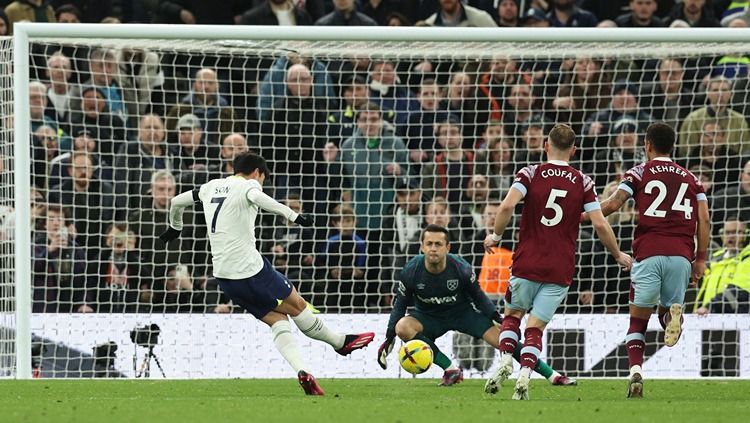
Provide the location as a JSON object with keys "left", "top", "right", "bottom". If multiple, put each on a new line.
{"left": 129, "top": 323, "right": 160, "bottom": 348}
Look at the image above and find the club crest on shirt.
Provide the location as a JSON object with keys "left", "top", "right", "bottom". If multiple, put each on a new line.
{"left": 446, "top": 279, "right": 459, "bottom": 291}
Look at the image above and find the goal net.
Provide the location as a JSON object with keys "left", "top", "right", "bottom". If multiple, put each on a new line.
{"left": 4, "top": 25, "right": 750, "bottom": 379}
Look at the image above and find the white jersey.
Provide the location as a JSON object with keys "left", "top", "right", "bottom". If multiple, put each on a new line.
{"left": 170, "top": 175, "right": 295, "bottom": 280}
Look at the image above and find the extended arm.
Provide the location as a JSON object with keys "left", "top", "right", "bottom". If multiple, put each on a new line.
{"left": 160, "top": 189, "right": 198, "bottom": 243}
{"left": 246, "top": 187, "right": 313, "bottom": 226}
{"left": 484, "top": 187, "right": 524, "bottom": 253}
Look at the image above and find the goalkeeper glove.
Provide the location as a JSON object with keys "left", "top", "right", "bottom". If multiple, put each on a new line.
{"left": 158, "top": 227, "right": 181, "bottom": 243}
{"left": 294, "top": 213, "right": 314, "bottom": 227}
{"left": 377, "top": 336, "right": 395, "bottom": 370}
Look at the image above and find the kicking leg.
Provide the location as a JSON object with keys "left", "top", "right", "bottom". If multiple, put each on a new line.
{"left": 484, "top": 308, "right": 524, "bottom": 394}
{"left": 278, "top": 288, "right": 373, "bottom": 355}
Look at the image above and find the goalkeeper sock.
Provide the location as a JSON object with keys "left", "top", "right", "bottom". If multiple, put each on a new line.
{"left": 291, "top": 307, "right": 346, "bottom": 349}
{"left": 413, "top": 333, "right": 453, "bottom": 370}
{"left": 271, "top": 320, "right": 307, "bottom": 373}
{"left": 511, "top": 343, "right": 554, "bottom": 379}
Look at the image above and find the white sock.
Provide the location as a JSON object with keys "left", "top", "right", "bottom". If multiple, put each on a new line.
{"left": 447, "top": 363, "right": 459, "bottom": 371}
{"left": 548, "top": 370, "right": 562, "bottom": 383}
{"left": 630, "top": 365, "right": 643, "bottom": 377}
{"left": 291, "top": 307, "right": 346, "bottom": 349}
{"left": 271, "top": 320, "right": 306, "bottom": 373}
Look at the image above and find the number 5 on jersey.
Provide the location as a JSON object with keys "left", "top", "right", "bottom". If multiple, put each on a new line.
{"left": 210, "top": 197, "right": 226, "bottom": 233}
{"left": 541, "top": 189, "right": 568, "bottom": 227}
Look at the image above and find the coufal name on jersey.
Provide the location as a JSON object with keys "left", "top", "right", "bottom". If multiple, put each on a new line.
{"left": 540, "top": 168, "right": 577, "bottom": 184}
{"left": 649, "top": 165, "right": 687, "bottom": 177}
{"left": 416, "top": 294, "right": 458, "bottom": 305}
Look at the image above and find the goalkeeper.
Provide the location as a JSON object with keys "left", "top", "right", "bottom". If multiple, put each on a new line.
{"left": 378, "top": 224, "right": 576, "bottom": 387}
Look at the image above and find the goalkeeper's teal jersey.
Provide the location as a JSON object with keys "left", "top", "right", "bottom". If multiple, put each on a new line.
{"left": 386, "top": 254, "right": 496, "bottom": 335}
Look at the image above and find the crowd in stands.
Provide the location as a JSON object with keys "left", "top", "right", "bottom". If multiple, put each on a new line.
{"left": 1, "top": 0, "right": 750, "bottom": 316}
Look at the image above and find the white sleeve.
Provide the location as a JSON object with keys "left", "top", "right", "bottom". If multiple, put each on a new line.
{"left": 245, "top": 187, "right": 299, "bottom": 222}
{"left": 168, "top": 190, "right": 196, "bottom": 230}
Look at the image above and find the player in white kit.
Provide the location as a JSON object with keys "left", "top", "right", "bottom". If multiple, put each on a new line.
{"left": 160, "top": 152, "right": 374, "bottom": 395}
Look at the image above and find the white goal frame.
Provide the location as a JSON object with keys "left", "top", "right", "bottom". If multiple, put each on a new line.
{"left": 11, "top": 23, "right": 750, "bottom": 379}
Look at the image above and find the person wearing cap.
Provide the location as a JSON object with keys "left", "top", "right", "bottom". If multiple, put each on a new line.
{"left": 381, "top": 176, "right": 425, "bottom": 273}
{"left": 679, "top": 76, "right": 750, "bottom": 157}
{"left": 171, "top": 113, "right": 219, "bottom": 172}
{"left": 547, "top": 0, "right": 598, "bottom": 27}
{"left": 425, "top": 0, "right": 497, "bottom": 27}
{"left": 328, "top": 75, "right": 371, "bottom": 144}
{"left": 582, "top": 79, "right": 652, "bottom": 161}
{"left": 73, "top": 84, "right": 126, "bottom": 167}
{"left": 521, "top": 7, "right": 550, "bottom": 27}
{"left": 615, "top": 0, "right": 665, "bottom": 27}
{"left": 586, "top": 117, "right": 646, "bottom": 188}
{"left": 496, "top": 0, "right": 519, "bottom": 26}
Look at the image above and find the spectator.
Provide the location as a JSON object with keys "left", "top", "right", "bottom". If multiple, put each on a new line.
{"left": 4, "top": 0, "right": 55, "bottom": 34}
{"left": 72, "top": 85, "right": 127, "bottom": 166}
{"left": 361, "top": 0, "right": 403, "bottom": 25}
{"left": 76, "top": 48, "right": 136, "bottom": 126}
{"left": 713, "top": 160, "right": 750, "bottom": 227}
{"left": 117, "top": 48, "right": 166, "bottom": 116}
{"left": 639, "top": 58, "right": 695, "bottom": 132}
{"left": 695, "top": 217, "right": 748, "bottom": 315}
{"left": 48, "top": 150, "right": 124, "bottom": 258}
{"left": 552, "top": 58, "right": 612, "bottom": 135}
{"left": 32, "top": 205, "right": 92, "bottom": 313}
{"left": 256, "top": 54, "right": 336, "bottom": 122}
{"left": 315, "top": 0, "right": 377, "bottom": 25}
{"left": 93, "top": 223, "right": 152, "bottom": 313}
{"left": 48, "top": 130, "right": 112, "bottom": 188}
{"left": 114, "top": 114, "right": 173, "bottom": 211}
{"left": 49, "top": 0, "right": 113, "bottom": 23}
{"left": 425, "top": 0, "right": 497, "bottom": 26}
{"left": 586, "top": 117, "right": 646, "bottom": 188}
{"left": 168, "top": 68, "right": 236, "bottom": 146}
{"left": 496, "top": 0, "right": 519, "bottom": 26}
{"left": 457, "top": 173, "right": 491, "bottom": 233}
{"left": 501, "top": 81, "right": 537, "bottom": 138}
{"left": 475, "top": 135, "right": 514, "bottom": 195}
{"left": 368, "top": 60, "right": 420, "bottom": 127}
{"left": 341, "top": 102, "right": 409, "bottom": 299}
{"left": 423, "top": 195, "right": 465, "bottom": 252}
{"left": 260, "top": 63, "right": 330, "bottom": 204}
{"left": 55, "top": 3, "right": 81, "bottom": 22}
{"left": 403, "top": 78, "right": 451, "bottom": 165}
{"left": 328, "top": 75, "right": 371, "bottom": 144}
{"left": 685, "top": 121, "right": 742, "bottom": 193}
{"left": 31, "top": 125, "right": 60, "bottom": 190}
{"left": 665, "top": 0, "right": 720, "bottom": 27}
{"left": 317, "top": 203, "right": 367, "bottom": 312}
{"left": 479, "top": 57, "right": 531, "bottom": 121}
{"left": 127, "top": 170, "right": 187, "bottom": 292}
{"left": 421, "top": 116, "right": 474, "bottom": 208}
{"left": 679, "top": 76, "right": 750, "bottom": 157}
{"left": 157, "top": 0, "right": 249, "bottom": 24}
{"left": 171, "top": 113, "right": 220, "bottom": 172}
{"left": 521, "top": 7, "right": 550, "bottom": 27}
{"left": 0, "top": 10, "right": 9, "bottom": 35}
{"left": 385, "top": 11, "right": 413, "bottom": 26}
{"left": 444, "top": 71, "right": 498, "bottom": 144}
{"left": 44, "top": 52, "right": 74, "bottom": 136}
{"left": 182, "top": 132, "right": 249, "bottom": 189}
{"left": 382, "top": 177, "right": 424, "bottom": 272}
{"left": 239, "top": 0, "right": 313, "bottom": 25}
{"left": 30, "top": 81, "right": 70, "bottom": 150}
{"left": 615, "top": 0, "right": 664, "bottom": 27}
{"left": 475, "top": 119, "right": 505, "bottom": 150}
{"left": 513, "top": 115, "right": 547, "bottom": 167}
{"left": 546, "top": 0, "right": 598, "bottom": 27}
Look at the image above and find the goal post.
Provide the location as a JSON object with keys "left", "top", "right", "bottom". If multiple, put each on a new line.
{"left": 6, "top": 23, "right": 750, "bottom": 379}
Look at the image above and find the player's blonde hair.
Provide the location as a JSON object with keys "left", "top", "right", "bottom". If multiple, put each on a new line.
{"left": 548, "top": 123, "right": 576, "bottom": 151}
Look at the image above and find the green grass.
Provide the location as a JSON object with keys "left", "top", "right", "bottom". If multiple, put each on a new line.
{"left": 0, "top": 379, "right": 747, "bottom": 423}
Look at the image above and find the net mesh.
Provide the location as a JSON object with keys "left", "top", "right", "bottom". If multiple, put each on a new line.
{"left": 7, "top": 34, "right": 750, "bottom": 378}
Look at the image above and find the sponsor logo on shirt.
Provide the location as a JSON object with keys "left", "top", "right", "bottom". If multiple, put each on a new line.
{"left": 417, "top": 294, "right": 458, "bottom": 305}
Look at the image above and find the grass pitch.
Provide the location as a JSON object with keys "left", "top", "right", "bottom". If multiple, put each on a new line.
{"left": 0, "top": 379, "right": 746, "bottom": 423}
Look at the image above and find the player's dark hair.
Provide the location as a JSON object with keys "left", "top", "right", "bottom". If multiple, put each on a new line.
{"left": 421, "top": 224, "right": 451, "bottom": 243}
{"left": 233, "top": 152, "right": 270, "bottom": 177}
{"left": 548, "top": 123, "right": 576, "bottom": 150}
{"left": 645, "top": 122, "right": 676, "bottom": 155}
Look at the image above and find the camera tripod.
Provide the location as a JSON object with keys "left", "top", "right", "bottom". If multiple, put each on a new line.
{"left": 133, "top": 345, "right": 166, "bottom": 378}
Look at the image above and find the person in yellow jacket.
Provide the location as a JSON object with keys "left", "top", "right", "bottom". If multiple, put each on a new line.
{"left": 695, "top": 218, "right": 750, "bottom": 315}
